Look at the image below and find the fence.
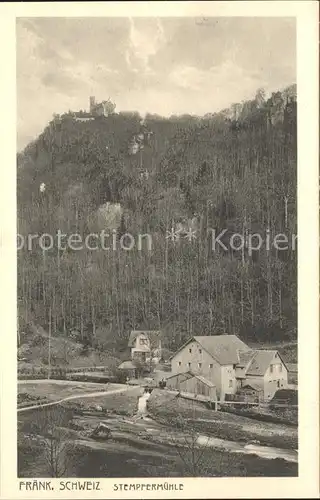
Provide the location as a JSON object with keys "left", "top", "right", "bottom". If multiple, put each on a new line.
{"left": 220, "top": 399, "right": 298, "bottom": 408}
{"left": 164, "top": 388, "right": 298, "bottom": 410}
{"left": 17, "top": 365, "right": 114, "bottom": 381}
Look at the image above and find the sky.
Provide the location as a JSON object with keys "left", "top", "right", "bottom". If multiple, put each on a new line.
{"left": 17, "top": 17, "right": 296, "bottom": 151}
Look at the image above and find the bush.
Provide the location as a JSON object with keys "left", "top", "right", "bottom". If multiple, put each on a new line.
{"left": 114, "top": 370, "right": 127, "bottom": 384}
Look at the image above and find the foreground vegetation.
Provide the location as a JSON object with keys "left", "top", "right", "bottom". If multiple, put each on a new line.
{"left": 147, "top": 390, "right": 297, "bottom": 450}
{"left": 18, "top": 389, "right": 297, "bottom": 478}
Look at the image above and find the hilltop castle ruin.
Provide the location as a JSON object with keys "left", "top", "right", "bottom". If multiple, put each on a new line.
{"left": 89, "top": 96, "right": 116, "bottom": 117}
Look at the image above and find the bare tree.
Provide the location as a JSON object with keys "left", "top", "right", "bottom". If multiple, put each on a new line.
{"left": 150, "top": 397, "right": 246, "bottom": 477}
{"left": 33, "top": 406, "right": 73, "bottom": 477}
{"left": 166, "top": 413, "right": 245, "bottom": 477}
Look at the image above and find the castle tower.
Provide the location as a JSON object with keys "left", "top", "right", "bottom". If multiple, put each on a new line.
{"left": 89, "top": 96, "right": 96, "bottom": 113}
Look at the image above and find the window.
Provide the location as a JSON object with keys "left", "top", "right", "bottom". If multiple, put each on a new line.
{"left": 199, "top": 349, "right": 202, "bottom": 354}
{"left": 139, "top": 338, "right": 148, "bottom": 345}
{"left": 209, "top": 364, "right": 213, "bottom": 369}
{"left": 189, "top": 348, "right": 192, "bottom": 353}
{"left": 279, "top": 364, "right": 282, "bottom": 372}
{"left": 178, "top": 362, "right": 181, "bottom": 367}
{"left": 229, "top": 380, "right": 233, "bottom": 388}
{"left": 198, "top": 363, "right": 202, "bottom": 368}
{"left": 270, "top": 364, "right": 273, "bottom": 374}
{"left": 188, "top": 362, "right": 191, "bottom": 368}
{"left": 233, "top": 364, "right": 236, "bottom": 369}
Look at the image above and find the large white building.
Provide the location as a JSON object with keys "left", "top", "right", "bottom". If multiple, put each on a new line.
{"left": 170, "top": 334, "right": 288, "bottom": 401}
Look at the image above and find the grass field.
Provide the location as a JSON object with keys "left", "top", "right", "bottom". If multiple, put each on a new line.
{"left": 65, "top": 386, "right": 143, "bottom": 415}
{"left": 18, "top": 381, "right": 117, "bottom": 401}
{"left": 18, "top": 380, "right": 143, "bottom": 418}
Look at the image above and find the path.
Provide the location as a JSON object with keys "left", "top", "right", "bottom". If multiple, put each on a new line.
{"left": 18, "top": 383, "right": 139, "bottom": 413}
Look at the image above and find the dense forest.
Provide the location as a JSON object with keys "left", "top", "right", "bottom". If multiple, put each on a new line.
{"left": 17, "top": 85, "right": 297, "bottom": 354}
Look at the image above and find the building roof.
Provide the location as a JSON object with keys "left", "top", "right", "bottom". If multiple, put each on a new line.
{"left": 128, "top": 330, "right": 161, "bottom": 347}
{"left": 118, "top": 360, "right": 137, "bottom": 370}
{"left": 73, "top": 111, "right": 94, "bottom": 118}
{"left": 166, "top": 371, "right": 216, "bottom": 388}
{"left": 194, "top": 375, "right": 216, "bottom": 388}
{"left": 193, "top": 335, "right": 251, "bottom": 365}
{"left": 128, "top": 331, "right": 139, "bottom": 347}
{"left": 245, "top": 350, "right": 285, "bottom": 376}
{"left": 166, "top": 371, "right": 194, "bottom": 382}
{"left": 237, "top": 350, "right": 255, "bottom": 367}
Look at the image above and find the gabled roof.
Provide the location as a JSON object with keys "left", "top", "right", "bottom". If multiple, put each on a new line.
{"left": 193, "top": 335, "right": 251, "bottom": 365}
{"left": 128, "top": 331, "right": 140, "bottom": 347}
{"left": 166, "top": 371, "right": 216, "bottom": 388}
{"left": 237, "top": 350, "right": 255, "bottom": 367}
{"left": 118, "top": 360, "right": 138, "bottom": 370}
{"left": 194, "top": 375, "right": 216, "bottom": 388}
{"left": 241, "top": 382, "right": 263, "bottom": 392}
{"left": 166, "top": 370, "right": 194, "bottom": 382}
{"left": 128, "top": 330, "right": 161, "bottom": 347}
{"left": 245, "top": 350, "right": 287, "bottom": 376}
{"left": 73, "top": 111, "right": 94, "bottom": 118}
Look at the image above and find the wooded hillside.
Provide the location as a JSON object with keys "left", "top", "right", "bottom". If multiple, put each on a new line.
{"left": 17, "top": 86, "right": 297, "bottom": 353}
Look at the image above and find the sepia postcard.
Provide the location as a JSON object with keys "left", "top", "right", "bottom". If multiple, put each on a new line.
{"left": 0, "top": 1, "right": 319, "bottom": 498}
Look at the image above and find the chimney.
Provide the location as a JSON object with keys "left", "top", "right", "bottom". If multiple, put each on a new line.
{"left": 89, "top": 96, "right": 95, "bottom": 113}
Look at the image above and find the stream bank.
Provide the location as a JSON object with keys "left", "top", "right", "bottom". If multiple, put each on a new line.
{"left": 134, "top": 392, "right": 297, "bottom": 463}
{"left": 17, "top": 385, "right": 298, "bottom": 477}
{"left": 146, "top": 389, "right": 298, "bottom": 450}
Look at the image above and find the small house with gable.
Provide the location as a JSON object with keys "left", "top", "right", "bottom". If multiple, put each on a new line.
{"left": 241, "top": 349, "right": 288, "bottom": 399}
{"left": 128, "top": 330, "right": 162, "bottom": 364}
